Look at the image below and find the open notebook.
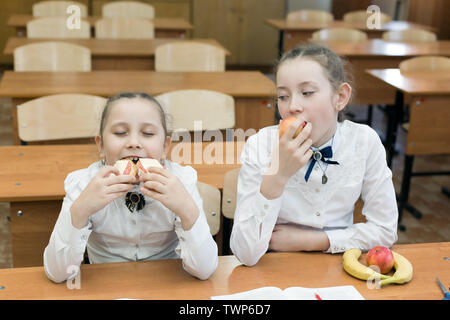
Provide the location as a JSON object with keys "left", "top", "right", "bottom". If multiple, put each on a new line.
{"left": 211, "top": 285, "right": 364, "bottom": 300}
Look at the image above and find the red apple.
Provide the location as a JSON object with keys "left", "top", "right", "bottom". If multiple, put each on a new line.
{"left": 366, "top": 246, "right": 395, "bottom": 274}
{"left": 279, "top": 117, "right": 306, "bottom": 138}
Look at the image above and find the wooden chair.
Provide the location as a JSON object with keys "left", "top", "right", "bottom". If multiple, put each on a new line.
{"left": 32, "top": 0, "right": 88, "bottom": 17}
{"left": 399, "top": 56, "right": 450, "bottom": 72}
{"left": 395, "top": 57, "right": 450, "bottom": 230}
{"left": 197, "top": 182, "right": 221, "bottom": 236}
{"left": 14, "top": 41, "right": 91, "bottom": 71}
{"left": 95, "top": 18, "right": 154, "bottom": 39}
{"left": 222, "top": 168, "right": 240, "bottom": 221}
{"left": 311, "top": 27, "right": 368, "bottom": 41}
{"left": 343, "top": 10, "right": 391, "bottom": 24}
{"left": 27, "top": 17, "right": 90, "bottom": 38}
{"left": 102, "top": 1, "right": 155, "bottom": 19}
{"left": 17, "top": 94, "right": 107, "bottom": 144}
{"left": 286, "top": 10, "right": 333, "bottom": 23}
{"left": 155, "top": 90, "right": 235, "bottom": 133}
{"left": 155, "top": 42, "right": 226, "bottom": 72}
{"left": 382, "top": 29, "right": 437, "bottom": 42}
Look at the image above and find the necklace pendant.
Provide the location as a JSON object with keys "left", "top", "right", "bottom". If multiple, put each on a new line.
{"left": 125, "top": 191, "right": 146, "bottom": 213}
{"left": 321, "top": 174, "right": 328, "bottom": 184}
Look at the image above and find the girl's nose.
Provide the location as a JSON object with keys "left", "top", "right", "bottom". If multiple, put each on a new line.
{"left": 289, "top": 98, "right": 304, "bottom": 114}
{"left": 126, "top": 134, "right": 142, "bottom": 149}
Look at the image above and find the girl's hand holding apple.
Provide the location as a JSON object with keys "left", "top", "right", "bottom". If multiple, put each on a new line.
{"left": 260, "top": 120, "right": 313, "bottom": 200}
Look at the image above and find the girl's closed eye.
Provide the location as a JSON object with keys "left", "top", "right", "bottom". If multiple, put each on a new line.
{"left": 277, "top": 95, "right": 289, "bottom": 102}
{"left": 114, "top": 131, "right": 127, "bottom": 136}
{"left": 302, "top": 91, "right": 315, "bottom": 96}
{"left": 142, "top": 131, "right": 155, "bottom": 136}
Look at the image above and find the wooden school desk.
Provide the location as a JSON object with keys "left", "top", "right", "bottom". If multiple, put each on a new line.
{"left": 0, "top": 242, "right": 448, "bottom": 300}
{"left": 8, "top": 15, "right": 194, "bottom": 39}
{"left": 0, "top": 71, "right": 276, "bottom": 145}
{"left": 3, "top": 37, "right": 230, "bottom": 70}
{"left": 265, "top": 19, "right": 437, "bottom": 56}
{"left": 366, "top": 68, "right": 450, "bottom": 217}
{"left": 0, "top": 141, "right": 243, "bottom": 268}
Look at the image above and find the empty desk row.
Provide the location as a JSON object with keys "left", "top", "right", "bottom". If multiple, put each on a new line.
{"left": 8, "top": 15, "right": 193, "bottom": 39}
{"left": 0, "top": 70, "right": 276, "bottom": 145}
{"left": 4, "top": 39, "right": 230, "bottom": 71}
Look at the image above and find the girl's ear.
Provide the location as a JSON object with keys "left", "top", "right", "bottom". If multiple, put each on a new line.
{"left": 95, "top": 135, "right": 105, "bottom": 159}
{"left": 334, "top": 82, "right": 352, "bottom": 111}
{"left": 162, "top": 135, "right": 171, "bottom": 160}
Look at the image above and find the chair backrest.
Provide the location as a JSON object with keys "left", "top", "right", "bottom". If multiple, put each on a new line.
{"left": 17, "top": 94, "right": 106, "bottom": 143}
{"left": 14, "top": 41, "right": 91, "bottom": 71}
{"left": 197, "top": 181, "right": 221, "bottom": 236}
{"left": 155, "top": 90, "right": 235, "bottom": 132}
{"left": 102, "top": 1, "right": 155, "bottom": 19}
{"left": 155, "top": 42, "right": 226, "bottom": 72}
{"left": 382, "top": 29, "right": 437, "bottom": 42}
{"left": 399, "top": 56, "right": 450, "bottom": 72}
{"left": 95, "top": 18, "right": 154, "bottom": 39}
{"left": 311, "top": 27, "right": 368, "bottom": 41}
{"left": 287, "top": 10, "right": 333, "bottom": 23}
{"left": 221, "top": 168, "right": 240, "bottom": 219}
{"left": 343, "top": 10, "right": 391, "bottom": 24}
{"left": 27, "top": 17, "right": 90, "bottom": 38}
{"left": 32, "top": 0, "right": 88, "bottom": 17}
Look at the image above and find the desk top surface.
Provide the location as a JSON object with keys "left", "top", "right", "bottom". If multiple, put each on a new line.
{"left": 0, "top": 242, "right": 448, "bottom": 300}
{"left": 8, "top": 14, "right": 194, "bottom": 30}
{"left": 0, "top": 142, "right": 243, "bottom": 202}
{"left": 310, "top": 39, "right": 450, "bottom": 57}
{"left": 3, "top": 37, "right": 230, "bottom": 56}
{"left": 0, "top": 71, "right": 276, "bottom": 98}
{"left": 265, "top": 19, "right": 436, "bottom": 33}
{"left": 366, "top": 68, "right": 450, "bottom": 95}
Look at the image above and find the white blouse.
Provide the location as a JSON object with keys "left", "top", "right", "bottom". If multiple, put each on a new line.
{"left": 44, "top": 160, "right": 218, "bottom": 282}
{"left": 230, "top": 120, "right": 398, "bottom": 266}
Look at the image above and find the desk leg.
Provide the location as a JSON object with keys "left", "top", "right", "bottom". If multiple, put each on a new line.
{"left": 278, "top": 30, "right": 284, "bottom": 58}
{"left": 10, "top": 201, "right": 61, "bottom": 267}
{"left": 386, "top": 91, "right": 403, "bottom": 168}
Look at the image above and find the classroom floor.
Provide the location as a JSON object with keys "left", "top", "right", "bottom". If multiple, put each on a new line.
{"left": 0, "top": 76, "right": 449, "bottom": 269}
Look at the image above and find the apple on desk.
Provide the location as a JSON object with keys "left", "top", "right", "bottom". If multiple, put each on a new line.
{"left": 366, "top": 246, "right": 395, "bottom": 274}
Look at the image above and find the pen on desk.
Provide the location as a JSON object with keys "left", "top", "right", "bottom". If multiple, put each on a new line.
{"left": 315, "top": 293, "right": 322, "bottom": 300}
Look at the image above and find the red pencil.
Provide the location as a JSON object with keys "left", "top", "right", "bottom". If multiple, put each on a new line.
{"left": 315, "top": 293, "right": 322, "bottom": 300}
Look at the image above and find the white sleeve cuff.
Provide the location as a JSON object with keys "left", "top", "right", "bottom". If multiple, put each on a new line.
{"left": 175, "top": 214, "right": 210, "bottom": 249}
{"left": 324, "top": 227, "right": 356, "bottom": 254}
{"left": 236, "top": 191, "right": 282, "bottom": 224}
{"left": 65, "top": 219, "right": 92, "bottom": 253}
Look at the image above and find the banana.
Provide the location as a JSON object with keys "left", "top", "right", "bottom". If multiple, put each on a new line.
{"left": 380, "top": 251, "right": 413, "bottom": 286}
{"left": 342, "top": 248, "right": 390, "bottom": 281}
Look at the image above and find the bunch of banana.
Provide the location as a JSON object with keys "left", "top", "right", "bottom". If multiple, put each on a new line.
{"left": 342, "top": 248, "right": 413, "bottom": 286}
